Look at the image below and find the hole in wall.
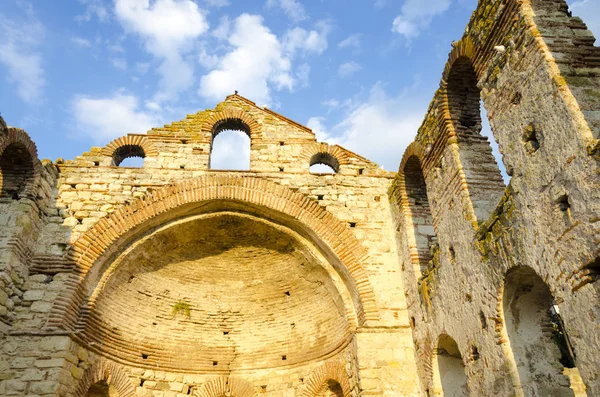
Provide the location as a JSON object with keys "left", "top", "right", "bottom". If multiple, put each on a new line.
{"left": 140, "top": 379, "right": 145, "bottom": 387}
{"left": 113, "top": 145, "right": 145, "bottom": 167}
{"left": 93, "top": 161, "right": 100, "bottom": 166}
{"left": 280, "top": 141, "right": 284, "bottom": 146}
{"left": 281, "top": 355, "right": 287, "bottom": 361}
{"left": 358, "top": 168, "right": 364, "bottom": 175}
{"left": 213, "top": 361, "right": 218, "bottom": 366}
{"left": 449, "top": 246, "right": 456, "bottom": 263}
{"left": 317, "top": 194, "right": 324, "bottom": 201}
{"left": 465, "top": 293, "right": 472, "bottom": 303}
{"left": 479, "top": 311, "right": 487, "bottom": 330}
{"left": 472, "top": 346, "right": 480, "bottom": 361}
{"left": 141, "top": 353, "right": 148, "bottom": 359}
{"left": 410, "top": 316, "right": 416, "bottom": 328}
{"left": 523, "top": 123, "right": 541, "bottom": 154}
{"left": 284, "top": 291, "right": 290, "bottom": 296}
{"left": 511, "top": 92, "right": 522, "bottom": 105}
{"left": 279, "top": 167, "right": 284, "bottom": 172}
{"left": 349, "top": 222, "right": 356, "bottom": 228}
{"left": 557, "top": 195, "right": 570, "bottom": 212}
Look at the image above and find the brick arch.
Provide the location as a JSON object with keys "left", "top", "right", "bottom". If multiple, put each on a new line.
{"left": 300, "top": 143, "right": 351, "bottom": 172}
{"left": 0, "top": 127, "right": 41, "bottom": 199}
{"left": 74, "top": 357, "right": 135, "bottom": 397}
{"left": 47, "top": 175, "right": 379, "bottom": 331}
{"left": 202, "top": 108, "right": 261, "bottom": 138}
{"left": 193, "top": 377, "right": 257, "bottom": 397}
{"left": 302, "top": 359, "right": 351, "bottom": 397}
{"left": 101, "top": 135, "right": 159, "bottom": 165}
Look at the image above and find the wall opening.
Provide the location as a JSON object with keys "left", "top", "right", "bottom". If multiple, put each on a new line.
{"left": 310, "top": 152, "right": 339, "bottom": 174}
{"left": 209, "top": 118, "right": 251, "bottom": 170}
{"left": 112, "top": 145, "right": 145, "bottom": 167}
{"left": 447, "top": 56, "right": 506, "bottom": 224}
{"left": 0, "top": 143, "right": 34, "bottom": 200}
{"left": 316, "top": 379, "right": 344, "bottom": 397}
{"left": 432, "top": 334, "right": 468, "bottom": 397}
{"left": 86, "top": 380, "right": 118, "bottom": 397}
{"left": 404, "top": 155, "right": 437, "bottom": 275}
{"left": 502, "top": 266, "right": 578, "bottom": 396}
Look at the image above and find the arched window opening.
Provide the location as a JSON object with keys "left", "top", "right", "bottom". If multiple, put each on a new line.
{"left": 310, "top": 152, "right": 339, "bottom": 174}
{"left": 86, "top": 380, "right": 118, "bottom": 397}
{"left": 112, "top": 145, "right": 145, "bottom": 167}
{"left": 0, "top": 143, "right": 34, "bottom": 200}
{"left": 447, "top": 56, "right": 506, "bottom": 224}
{"left": 316, "top": 379, "right": 344, "bottom": 397}
{"left": 404, "top": 156, "right": 437, "bottom": 275}
{"left": 432, "top": 335, "right": 468, "bottom": 397}
{"left": 503, "top": 267, "right": 579, "bottom": 396}
{"left": 209, "top": 118, "right": 251, "bottom": 170}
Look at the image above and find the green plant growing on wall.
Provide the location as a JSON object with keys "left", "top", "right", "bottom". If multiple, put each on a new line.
{"left": 171, "top": 300, "right": 191, "bottom": 319}
{"left": 418, "top": 242, "right": 441, "bottom": 311}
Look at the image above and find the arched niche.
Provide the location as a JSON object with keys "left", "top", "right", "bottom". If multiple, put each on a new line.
{"left": 403, "top": 155, "right": 437, "bottom": 276}
{"left": 431, "top": 334, "right": 468, "bottom": 397}
{"left": 0, "top": 142, "right": 35, "bottom": 199}
{"left": 444, "top": 52, "right": 506, "bottom": 224}
{"left": 502, "top": 266, "right": 579, "bottom": 396}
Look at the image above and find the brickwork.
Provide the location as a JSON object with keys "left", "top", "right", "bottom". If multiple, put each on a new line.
{"left": 1, "top": 0, "right": 600, "bottom": 395}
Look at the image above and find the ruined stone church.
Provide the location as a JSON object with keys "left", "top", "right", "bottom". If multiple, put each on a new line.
{"left": 1, "top": 0, "right": 600, "bottom": 396}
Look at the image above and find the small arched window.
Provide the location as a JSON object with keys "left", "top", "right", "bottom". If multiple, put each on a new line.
{"left": 309, "top": 152, "right": 339, "bottom": 174}
{"left": 112, "top": 145, "right": 145, "bottom": 167}
{"left": 209, "top": 118, "right": 251, "bottom": 170}
{"left": 0, "top": 143, "right": 34, "bottom": 200}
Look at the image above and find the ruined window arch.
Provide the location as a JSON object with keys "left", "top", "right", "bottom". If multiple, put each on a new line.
{"left": 209, "top": 118, "right": 251, "bottom": 170}
{"left": 431, "top": 334, "right": 468, "bottom": 397}
{"left": 310, "top": 152, "right": 339, "bottom": 174}
{"left": 0, "top": 143, "right": 35, "bottom": 200}
{"left": 86, "top": 380, "right": 119, "bottom": 397}
{"left": 446, "top": 55, "right": 506, "bottom": 223}
{"left": 315, "top": 380, "right": 344, "bottom": 397}
{"left": 502, "top": 266, "right": 580, "bottom": 396}
{"left": 112, "top": 145, "right": 145, "bottom": 167}
{"left": 404, "top": 155, "right": 437, "bottom": 275}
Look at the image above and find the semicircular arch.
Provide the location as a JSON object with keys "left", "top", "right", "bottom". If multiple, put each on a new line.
{"left": 0, "top": 127, "right": 41, "bottom": 199}
{"left": 193, "top": 377, "right": 257, "bottom": 397}
{"left": 74, "top": 358, "right": 135, "bottom": 397}
{"left": 47, "top": 175, "right": 379, "bottom": 331}
{"left": 302, "top": 359, "right": 352, "bottom": 397}
{"left": 101, "top": 135, "right": 159, "bottom": 165}
{"left": 202, "top": 108, "right": 260, "bottom": 138}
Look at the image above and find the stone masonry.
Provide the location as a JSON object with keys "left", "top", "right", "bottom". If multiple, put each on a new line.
{"left": 0, "top": 0, "right": 599, "bottom": 396}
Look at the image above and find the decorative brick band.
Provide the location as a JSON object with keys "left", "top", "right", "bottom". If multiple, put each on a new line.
{"left": 75, "top": 357, "right": 135, "bottom": 397}
{"left": 47, "top": 175, "right": 379, "bottom": 331}
{"left": 101, "top": 135, "right": 159, "bottom": 163}
{"left": 300, "top": 143, "right": 351, "bottom": 172}
{"left": 0, "top": 127, "right": 41, "bottom": 199}
{"left": 202, "top": 107, "right": 261, "bottom": 138}
{"left": 193, "top": 377, "right": 257, "bottom": 397}
{"left": 302, "top": 359, "right": 351, "bottom": 397}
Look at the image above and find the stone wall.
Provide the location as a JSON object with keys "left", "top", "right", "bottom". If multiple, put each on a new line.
{"left": 391, "top": 0, "right": 600, "bottom": 395}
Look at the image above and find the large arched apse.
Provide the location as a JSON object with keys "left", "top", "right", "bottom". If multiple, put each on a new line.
{"left": 503, "top": 267, "right": 578, "bottom": 396}
{"left": 80, "top": 212, "right": 356, "bottom": 373}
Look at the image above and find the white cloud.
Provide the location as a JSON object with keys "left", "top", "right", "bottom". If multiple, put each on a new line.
{"left": 114, "top": 0, "right": 209, "bottom": 101}
{"left": 297, "top": 63, "right": 311, "bottom": 87}
{"left": 0, "top": 5, "right": 45, "bottom": 104}
{"left": 111, "top": 58, "right": 128, "bottom": 70}
{"left": 306, "top": 117, "right": 330, "bottom": 141}
{"left": 312, "top": 83, "right": 425, "bottom": 171}
{"left": 283, "top": 22, "right": 331, "bottom": 55}
{"left": 76, "top": 0, "right": 109, "bottom": 23}
{"left": 338, "top": 61, "right": 362, "bottom": 77}
{"left": 266, "top": 0, "right": 308, "bottom": 23}
{"left": 392, "top": 0, "right": 451, "bottom": 41}
{"left": 71, "top": 36, "right": 92, "bottom": 48}
{"left": 212, "top": 16, "right": 230, "bottom": 40}
{"left": 570, "top": 0, "right": 600, "bottom": 40}
{"left": 338, "top": 34, "right": 362, "bottom": 49}
{"left": 205, "top": 0, "right": 230, "bottom": 7}
{"left": 71, "top": 91, "right": 161, "bottom": 142}
{"left": 199, "top": 14, "right": 294, "bottom": 105}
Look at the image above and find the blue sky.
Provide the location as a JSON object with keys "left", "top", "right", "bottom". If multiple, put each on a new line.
{"left": 0, "top": 0, "right": 598, "bottom": 172}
